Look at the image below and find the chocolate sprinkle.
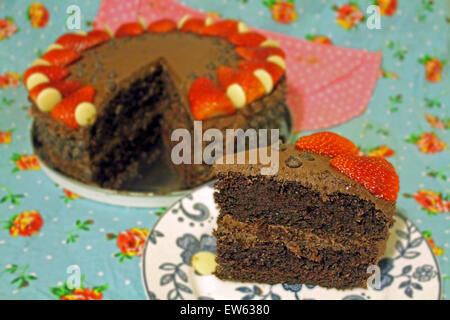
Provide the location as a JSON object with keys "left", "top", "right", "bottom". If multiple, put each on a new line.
{"left": 285, "top": 156, "right": 302, "bottom": 168}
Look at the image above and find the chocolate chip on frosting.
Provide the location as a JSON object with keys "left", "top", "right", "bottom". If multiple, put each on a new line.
{"left": 106, "top": 81, "right": 117, "bottom": 91}
{"left": 218, "top": 56, "right": 230, "bottom": 65}
{"left": 285, "top": 156, "right": 302, "bottom": 168}
{"left": 93, "top": 61, "right": 105, "bottom": 72}
{"left": 206, "top": 62, "right": 216, "bottom": 70}
{"left": 187, "top": 72, "right": 199, "bottom": 80}
{"left": 108, "top": 71, "right": 117, "bottom": 79}
{"left": 93, "top": 61, "right": 103, "bottom": 68}
{"left": 299, "top": 152, "right": 315, "bottom": 161}
{"left": 76, "top": 69, "right": 86, "bottom": 77}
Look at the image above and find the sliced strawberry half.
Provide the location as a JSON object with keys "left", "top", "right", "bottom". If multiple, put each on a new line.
{"left": 88, "top": 29, "right": 111, "bottom": 42}
{"left": 23, "top": 66, "right": 70, "bottom": 85}
{"left": 40, "top": 49, "right": 80, "bottom": 67}
{"left": 203, "top": 20, "right": 238, "bottom": 38}
{"left": 115, "top": 22, "right": 145, "bottom": 38}
{"left": 218, "top": 66, "right": 266, "bottom": 104}
{"left": 295, "top": 132, "right": 359, "bottom": 158}
{"left": 56, "top": 33, "right": 107, "bottom": 52}
{"left": 239, "top": 60, "right": 284, "bottom": 84}
{"left": 330, "top": 155, "right": 400, "bottom": 202}
{"left": 29, "top": 80, "right": 81, "bottom": 102}
{"left": 189, "top": 77, "right": 235, "bottom": 120}
{"left": 235, "top": 46, "right": 286, "bottom": 61}
{"left": 30, "top": 80, "right": 81, "bottom": 112}
{"left": 148, "top": 19, "right": 177, "bottom": 33}
{"left": 228, "top": 32, "right": 266, "bottom": 46}
{"left": 181, "top": 18, "right": 207, "bottom": 34}
{"left": 50, "top": 86, "right": 96, "bottom": 129}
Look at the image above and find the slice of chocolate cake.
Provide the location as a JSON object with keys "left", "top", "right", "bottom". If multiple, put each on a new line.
{"left": 213, "top": 132, "right": 399, "bottom": 289}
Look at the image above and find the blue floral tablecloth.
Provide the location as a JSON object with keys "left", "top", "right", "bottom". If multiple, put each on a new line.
{"left": 0, "top": 0, "right": 448, "bottom": 300}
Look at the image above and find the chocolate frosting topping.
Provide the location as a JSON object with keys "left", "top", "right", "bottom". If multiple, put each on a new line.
{"left": 214, "top": 144, "right": 396, "bottom": 215}
{"left": 67, "top": 32, "right": 240, "bottom": 114}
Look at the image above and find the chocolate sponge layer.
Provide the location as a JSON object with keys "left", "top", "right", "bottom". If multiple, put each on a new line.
{"left": 214, "top": 214, "right": 388, "bottom": 265}
{"left": 213, "top": 214, "right": 386, "bottom": 289}
{"left": 215, "top": 265, "right": 369, "bottom": 289}
{"left": 214, "top": 172, "right": 392, "bottom": 240}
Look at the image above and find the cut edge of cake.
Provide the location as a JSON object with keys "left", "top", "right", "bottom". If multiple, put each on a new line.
{"left": 212, "top": 132, "right": 399, "bottom": 290}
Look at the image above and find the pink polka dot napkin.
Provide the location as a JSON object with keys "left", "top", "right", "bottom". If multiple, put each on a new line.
{"left": 94, "top": 0, "right": 382, "bottom": 132}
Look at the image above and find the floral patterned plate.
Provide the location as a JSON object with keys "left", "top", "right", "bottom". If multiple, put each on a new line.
{"left": 142, "top": 183, "right": 442, "bottom": 300}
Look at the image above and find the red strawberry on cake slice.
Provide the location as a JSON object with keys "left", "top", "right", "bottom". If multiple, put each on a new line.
{"left": 228, "top": 32, "right": 267, "bottom": 46}
{"left": 29, "top": 80, "right": 81, "bottom": 112}
{"left": 235, "top": 46, "right": 286, "bottom": 61}
{"left": 203, "top": 20, "right": 240, "bottom": 38}
{"left": 189, "top": 77, "right": 235, "bottom": 120}
{"left": 218, "top": 66, "right": 266, "bottom": 105}
{"left": 180, "top": 18, "right": 208, "bottom": 34}
{"left": 115, "top": 22, "right": 145, "bottom": 38}
{"left": 295, "top": 131, "right": 359, "bottom": 158}
{"left": 23, "top": 65, "right": 70, "bottom": 90}
{"left": 56, "top": 32, "right": 109, "bottom": 52}
{"left": 50, "top": 86, "right": 97, "bottom": 129}
{"left": 40, "top": 49, "right": 80, "bottom": 67}
{"left": 330, "top": 155, "right": 400, "bottom": 201}
{"left": 148, "top": 19, "right": 177, "bottom": 33}
{"left": 239, "top": 60, "right": 285, "bottom": 90}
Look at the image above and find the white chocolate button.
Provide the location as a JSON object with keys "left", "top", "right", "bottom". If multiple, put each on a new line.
{"left": 26, "top": 73, "right": 50, "bottom": 90}
{"left": 226, "top": 83, "right": 246, "bottom": 109}
{"left": 253, "top": 69, "right": 273, "bottom": 93}
{"left": 191, "top": 251, "right": 217, "bottom": 276}
{"left": 237, "top": 21, "right": 249, "bottom": 33}
{"left": 260, "top": 39, "right": 280, "bottom": 48}
{"left": 205, "top": 17, "right": 214, "bottom": 27}
{"left": 104, "top": 24, "right": 114, "bottom": 38}
{"left": 267, "top": 55, "right": 286, "bottom": 70}
{"left": 46, "top": 43, "right": 64, "bottom": 52}
{"left": 177, "top": 14, "right": 191, "bottom": 29}
{"left": 32, "top": 59, "right": 51, "bottom": 67}
{"left": 137, "top": 16, "right": 146, "bottom": 29}
{"left": 75, "top": 102, "right": 97, "bottom": 127}
{"left": 36, "top": 88, "right": 62, "bottom": 112}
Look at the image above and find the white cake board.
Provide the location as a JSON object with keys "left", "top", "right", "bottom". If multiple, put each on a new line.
{"left": 38, "top": 157, "right": 190, "bottom": 208}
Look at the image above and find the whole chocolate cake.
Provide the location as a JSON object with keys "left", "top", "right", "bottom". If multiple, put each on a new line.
{"left": 25, "top": 17, "right": 291, "bottom": 190}
{"left": 213, "top": 132, "right": 400, "bottom": 289}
